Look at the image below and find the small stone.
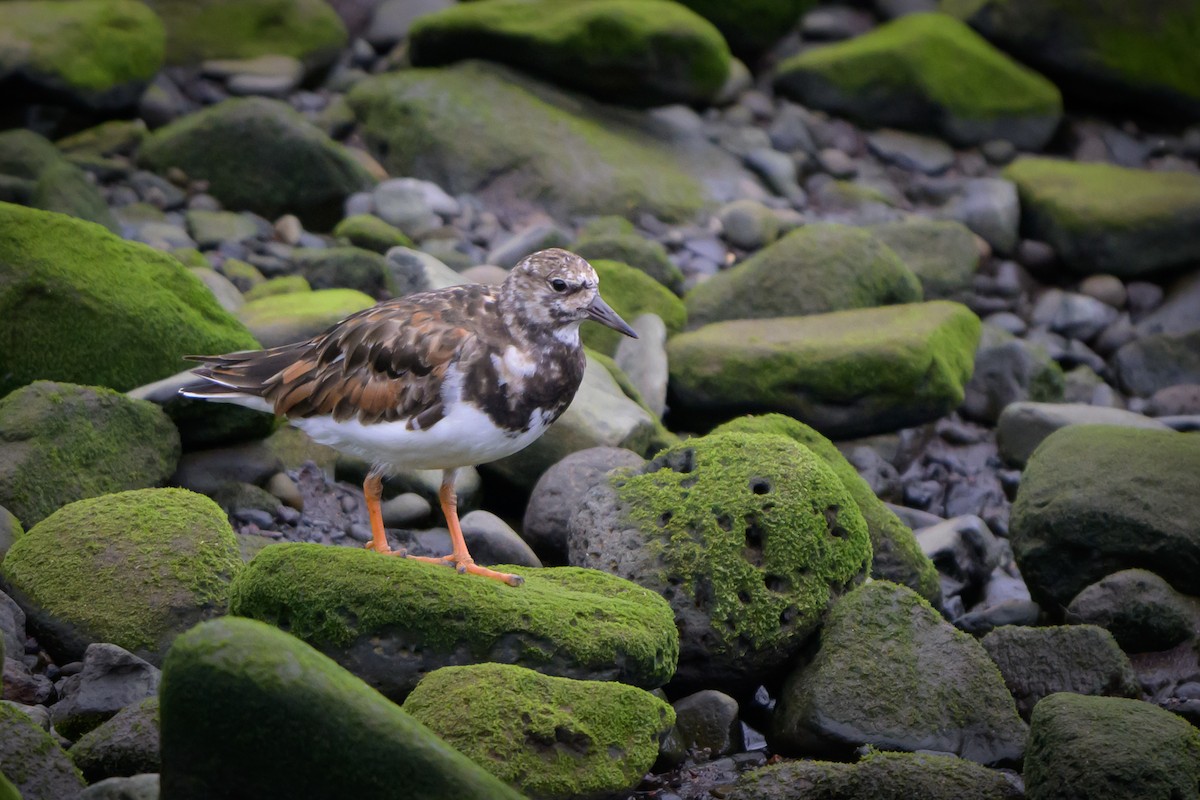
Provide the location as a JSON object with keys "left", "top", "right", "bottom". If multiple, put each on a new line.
{"left": 717, "top": 199, "right": 781, "bottom": 251}
{"left": 380, "top": 493, "right": 432, "bottom": 527}
{"left": 487, "top": 222, "right": 571, "bottom": 268}
{"left": 265, "top": 473, "right": 303, "bottom": 511}
{"left": 817, "top": 147, "right": 858, "bottom": 179}
{"left": 866, "top": 129, "right": 955, "bottom": 175}
{"left": 1078, "top": 274, "right": 1127, "bottom": 309}
{"left": 273, "top": 214, "right": 303, "bottom": 245}
{"left": 672, "top": 690, "right": 743, "bottom": 757}
{"left": 980, "top": 139, "right": 1017, "bottom": 165}
{"left": 51, "top": 644, "right": 160, "bottom": 741}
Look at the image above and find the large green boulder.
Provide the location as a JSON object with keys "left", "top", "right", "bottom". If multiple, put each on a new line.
{"left": 1010, "top": 425, "right": 1200, "bottom": 609}
{"left": 0, "top": 203, "right": 258, "bottom": 396}
{"left": 0, "top": 381, "right": 180, "bottom": 528}
{"left": 0, "top": 702, "right": 86, "bottom": 800}
{"left": 0, "top": 488, "right": 242, "bottom": 665}
{"left": 712, "top": 414, "right": 940, "bottom": 605}
{"left": 676, "top": 0, "right": 815, "bottom": 58}
{"left": 139, "top": 97, "right": 374, "bottom": 229}
{"left": 160, "top": 617, "right": 525, "bottom": 799}
{"left": 668, "top": 301, "right": 982, "bottom": 438}
{"left": 0, "top": 0, "right": 164, "bottom": 109}
{"left": 774, "top": 13, "right": 1062, "bottom": 149}
{"left": 582, "top": 259, "right": 685, "bottom": 356}
{"left": 229, "top": 543, "right": 678, "bottom": 701}
{"left": 1024, "top": 693, "right": 1200, "bottom": 800}
{"left": 0, "top": 130, "right": 116, "bottom": 230}
{"left": 867, "top": 218, "right": 981, "bottom": 301}
{"left": 943, "top": 0, "right": 1200, "bottom": 119}
{"left": 347, "top": 61, "right": 713, "bottom": 223}
{"left": 404, "top": 664, "right": 673, "bottom": 800}
{"left": 771, "top": 581, "right": 1027, "bottom": 765}
{"left": 409, "top": 0, "right": 731, "bottom": 106}
{"left": 237, "top": 287, "right": 375, "bottom": 348}
{"left": 1004, "top": 157, "right": 1200, "bottom": 278}
{"left": 573, "top": 217, "right": 682, "bottom": 292}
{"left": 569, "top": 433, "right": 872, "bottom": 694}
{"left": 684, "top": 224, "right": 923, "bottom": 327}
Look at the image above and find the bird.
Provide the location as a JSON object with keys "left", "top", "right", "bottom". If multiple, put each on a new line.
{"left": 180, "top": 248, "right": 637, "bottom": 587}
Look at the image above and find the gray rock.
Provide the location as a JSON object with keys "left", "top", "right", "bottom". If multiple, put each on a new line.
{"left": 170, "top": 441, "right": 283, "bottom": 498}
{"left": 380, "top": 493, "right": 432, "bottom": 527}
{"left": 0, "top": 590, "right": 25, "bottom": 659}
{"left": 866, "top": 129, "right": 955, "bottom": 175}
{"left": 1147, "top": 384, "right": 1200, "bottom": 417}
{"left": 1066, "top": 569, "right": 1199, "bottom": 654}
{"left": 77, "top": 773, "right": 160, "bottom": 800}
{"left": 371, "top": 178, "right": 443, "bottom": 239}
{"left": 717, "top": 199, "right": 781, "bottom": 251}
{"left": 1136, "top": 269, "right": 1200, "bottom": 337}
{"left": 934, "top": 178, "right": 1020, "bottom": 255}
{"left": 867, "top": 218, "right": 980, "bottom": 301}
{"left": 1031, "top": 288, "right": 1120, "bottom": 342}
{"left": 614, "top": 314, "right": 669, "bottom": 419}
{"left": 744, "top": 148, "right": 806, "bottom": 206}
{"left": 366, "top": 0, "right": 455, "bottom": 48}
{"left": 956, "top": 600, "right": 1042, "bottom": 636}
{"left": 1078, "top": 274, "right": 1127, "bottom": 309}
{"left": 916, "top": 515, "right": 1003, "bottom": 599}
{"left": 767, "top": 102, "right": 818, "bottom": 154}
{"left": 487, "top": 222, "right": 572, "bottom": 269}
{"left": 961, "top": 325, "right": 1064, "bottom": 424}
{"left": 0, "top": 701, "right": 85, "bottom": 800}
{"left": 1113, "top": 329, "right": 1200, "bottom": 396}
{"left": 672, "top": 690, "right": 743, "bottom": 757}
{"left": 69, "top": 697, "right": 160, "bottom": 783}
{"left": 1092, "top": 312, "right": 1138, "bottom": 357}
{"left": 51, "top": 644, "right": 160, "bottom": 742}
{"left": 184, "top": 210, "right": 259, "bottom": 249}
{"left": 997, "top": 402, "right": 1169, "bottom": 466}
{"left": 458, "top": 510, "right": 541, "bottom": 568}
{"left": 189, "top": 267, "right": 244, "bottom": 313}
{"left": 383, "top": 246, "right": 469, "bottom": 295}
{"left": 3, "top": 658, "right": 53, "bottom": 705}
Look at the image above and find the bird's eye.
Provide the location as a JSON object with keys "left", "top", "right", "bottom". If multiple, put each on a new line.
{"left": 550, "top": 278, "right": 568, "bottom": 292}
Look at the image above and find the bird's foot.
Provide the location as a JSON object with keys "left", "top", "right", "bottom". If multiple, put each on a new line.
{"left": 364, "top": 541, "right": 407, "bottom": 557}
{"left": 406, "top": 554, "right": 524, "bottom": 587}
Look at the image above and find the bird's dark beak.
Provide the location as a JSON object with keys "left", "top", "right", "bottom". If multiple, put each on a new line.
{"left": 586, "top": 295, "right": 638, "bottom": 338}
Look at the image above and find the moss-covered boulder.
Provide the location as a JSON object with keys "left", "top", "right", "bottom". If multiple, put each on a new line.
{"left": 0, "top": 702, "right": 86, "bottom": 800}
{"left": 867, "top": 218, "right": 981, "bottom": 301}
{"left": 711, "top": 414, "right": 940, "bottom": 605}
{"left": 685, "top": 224, "right": 922, "bottom": 327}
{"left": 943, "top": 0, "right": 1200, "bottom": 119}
{"left": 293, "top": 247, "right": 393, "bottom": 297}
{"left": 676, "top": 0, "right": 814, "bottom": 58}
{"left": 668, "top": 301, "right": 982, "bottom": 438}
{"left": 347, "top": 61, "right": 710, "bottom": 223}
{"left": 1024, "top": 693, "right": 1200, "bottom": 800}
{"left": 332, "top": 214, "right": 414, "bottom": 253}
{"left": 229, "top": 543, "right": 678, "bottom": 701}
{"left": 581, "top": 260, "right": 685, "bottom": 356}
{"left": 139, "top": 97, "right": 374, "bottom": 230}
{"left": 404, "top": 664, "right": 673, "bottom": 800}
{"left": 569, "top": 433, "right": 872, "bottom": 694}
{"left": 0, "top": 129, "right": 117, "bottom": 230}
{"left": 237, "top": 287, "right": 375, "bottom": 348}
{"left": 772, "top": 581, "right": 1027, "bottom": 765}
{"left": 1010, "top": 425, "right": 1200, "bottom": 609}
{"left": 1004, "top": 157, "right": 1200, "bottom": 278}
{"left": 141, "top": 0, "right": 346, "bottom": 69}
{"left": 0, "top": 771, "right": 17, "bottom": 800}
{"left": 409, "top": 0, "right": 730, "bottom": 107}
{"left": 0, "top": 203, "right": 258, "bottom": 396}
{"left": 0, "top": 381, "right": 180, "bottom": 528}
{"left": 1067, "top": 569, "right": 1200, "bottom": 654}
{"left": 573, "top": 218, "right": 682, "bottom": 292}
{"left": 729, "top": 750, "right": 1022, "bottom": 800}
{"left": 68, "top": 696, "right": 160, "bottom": 783}
{"left": 774, "top": 13, "right": 1062, "bottom": 149}
{"left": 161, "top": 617, "right": 525, "bottom": 799}
{"left": 0, "top": 0, "right": 164, "bottom": 110}
{"left": 0, "top": 488, "right": 242, "bottom": 665}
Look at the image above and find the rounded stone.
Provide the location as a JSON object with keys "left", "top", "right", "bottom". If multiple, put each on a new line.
{"left": 1066, "top": 569, "right": 1198, "bottom": 653}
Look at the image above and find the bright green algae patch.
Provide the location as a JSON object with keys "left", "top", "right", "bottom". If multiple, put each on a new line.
{"left": 404, "top": 664, "right": 673, "bottom": 800}
{"left": 583, "top": 259, "right": 686, "bottom": 356}
{"left": 237, "top": 288, "right": 375, "bottom": 347}
{"left": 160, "top": 617, "right": 525, "bottom": 800}
{"left": 711, "top": 414, "right": 939, "bottom": 605}
{"left": 229, "top": 543, "right": 679, "bottom": 698}
{"left": 0, "top": 488, "right": 242, "bottom": 664}
{"left": 0, "top": 202, "right": 258, "bottom": 396}
{"left": 332, "top": 214, "right": 414, "bottom": 253}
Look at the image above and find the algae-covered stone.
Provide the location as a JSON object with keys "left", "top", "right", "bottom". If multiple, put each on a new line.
{"left": 332, "top": 214, "right": 414, "bottom": 253}
{"left": 771, "top": 581, "right": 1027, "bottom": 765}
{"left": 582, "top": 260, "right": 685, "bottom": 356}
{"left": 404, "top": 663, "right": 673, "bottom": 800}
{"left": 569, "top": 433, "right": 872, "bottom": 693}
{"left": 1024, "top": 693, "right": 1200, "bottom": 800}
{"left": 668, "top": 301, "right": 982, "bottom": 438}
{"left": 0, "top": 203, "right": 258, "bottom": 396}
{"left": 140, "top": 97, "right": 374, "bottom": 230}
{"left": 229, "top": 543, "right": 678, "bottom": 701}
{"left": 0, "top": 381, "right": 180, "bottom": 528}
{"left": 0, "top": 488, "right": 242, "bottom": 665}
{"left": 409, "top": 0, "right": 731, "bottom": 106}
{"left": 1066, "top": 569, "right": 1199, "bottom": 654}
{"left": 348, "top": 61, "right": 710, "bottom": 222}
{"left": 729, "top": 750, "right": 1022, "bottom": 800}
{"left": 293, "top": 247, "right": 392, "bottom": 297}
{"left": 0, "top": 130, "right": 116, "bottom": 230}
{"left": 1004, "top": 157, "right": 1200, "bottom": 277}
{"left": 161, "top": 617, "right": 525, "bottom": 800}
{"left": 685, "top": 223, "right": 922, "bottom": 327}
{"left": 0, "top": 702, "right": 86, "bottom": 800}
{"left": 712, "top": 414, "right": 939, "bottom": 605}
{"left": 676, "top": 0, "right": 815, "bottom": 58}
{"left": 774, "top": 13, "right": 1061, "bottom": 149}
{"left": 69, "top": 697, "right": 160, "bottom": 782}
{"left": 237, "top": 288, "right": 375, "bottom": 348}
{"left": 573, "top": 221, "right": 682, "bottom": 292}
{"left": 0, "top": 771, "right": 16, "bottom": 800}
{"left": 1010, "top": 425, "right": 1200, "bottom": 609}
{"left": 867, "top": 218, "right": 981, "bottom": 301}
{"left": 0, "top": 0, "right": 165, "bottom": 110}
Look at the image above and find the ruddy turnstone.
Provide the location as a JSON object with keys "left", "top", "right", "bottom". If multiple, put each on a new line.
{"left": 181, "top": 248, "right": 636, "bottom": 586}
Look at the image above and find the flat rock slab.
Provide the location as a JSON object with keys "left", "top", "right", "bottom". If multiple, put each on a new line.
{"left": 996, "top": 401, "right": 1170, "bottom": 466}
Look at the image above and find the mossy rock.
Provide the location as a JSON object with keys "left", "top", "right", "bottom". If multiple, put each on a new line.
{"left": 1066, "top": 569, "right": 1200, "bottom": 654}
{"left": 1010, "top": 425, "right": 1200, "bottom": 609}
{"left": 332, "top": 214, "right": 414, "bottom": 253}
{"left": 962, "top": 323, "right": 1065, "bottom": 423}
{"left": 139, "top": 97, "right": 374, "bottom": 230}
{"left": 160, "top": 617, "right": 525, "bottom": 799}
{"left": 1003, "top": 157, "right": 1200, "bottom": 278}
{"left": 729, "top": 749, "right": 1022, "bottom": 800}
{"left": 242, "top": 275, "right": 312, "bottom": 301}
{"left": 68, "top": 696, "right": 160, "bottom": 783}
{"left": 229, "top": 543, "right": 678, "bottom": 701}
{"left": 712, "top": 414, "right": 939, "bottom": 605}
{"left": 141, "top": 0, "right": 346, "bottom": 69}
{"left": 573, "top": 226, "right": 682, "bottom": 293}
{"left": 292, "top": 247, "right": 392, "bottom": 297}
{"left": 0, "top": 770, "right": 17, "bottom": 800}
{"left": 569, "top": 432, "right": 872, "bottom": 694}
{"left": 0, "top": 488, "right": 242, "bottom": 665}
{"left": 404, "top": 663, "right": 673, "bottom": 800}
{"left": 581, "top": 260, "right": 685, "bottom": 356}
{"left": 675, "top": 0, "right": 815, "bottom": 58}
{"left": 684, "top": 223, "right": 922, "bottom": 327}
{"left": 0, "top": 0, "right": 165, "bottom": 110}
{"left": 774, "top": 13, "right": 1062, "bottom": 149}
{"left": 0, "top": 203, "right": 258, "bottom": 396}
{"left": 667, "top": 301, "right": 982, "bottom": 438}
{"left": 0, "top": 381, "right": 181, "bottom": 528}
{"left": 347, "top": 61, "right": 708, "bottom": 223}
{"left": 0, "top": 701, "right": 86, "bottom": 800}
{"left": 1024, "top": 693, "right": 1200, "bottom": 800}
{"left": 237, "top": 288, "right": 375, "bottom": 348}
{"left": 0, "top": 130, "right": 116, "bottom": 230}
{"left": 772, "top": 581, "right": 1027, "bottom": 765}
{"left": 409, "top": 0, "right": 730, "bottom": 107}
{"left": 867, "top": 218, "right": 980, "bottom": 301}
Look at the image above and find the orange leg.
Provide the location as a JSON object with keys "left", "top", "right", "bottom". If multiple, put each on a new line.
{"left": 363, "top": 470, "right": 404, "bottom": 556}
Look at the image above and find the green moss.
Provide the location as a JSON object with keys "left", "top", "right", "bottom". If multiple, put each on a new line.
{"left": 332, "top": 214, "right": 414, "bottom": 253}
{"left": 674, "top": 0, "right": 816, "bottom": 58}
{"left": 404, "top": 664, "right": 673, "bottom": 799}
{"left": 31, "top": 160, "right": 118, "bottom": 232}
{"left": 574, "top": 230, "right": 683, "bottom": 292}
{"left": 0, "top": 702, "right": 86, "bottom": 798}
{"left": 219, "top": 258, "right": 265, "bottom": 289}
{"left": 868, "top": 219, "right": 980, "bottom": 300}
{"left": 0, "top": 130, "right": 65, "bottom": 180}
{"left": 0, "top": 488, "right": 242, "bottom": 663}
{"left": 68, "top": 696, "right": 160, "bottom": 782}
{"left": 582, "top": 259, "right": 686, "bottom": 356}
{"left": 237, "top": 288, "right": 375, "bottom": 346}
{"left": 0, "top": 769, "right": 18, "bottom": 800}
{"left": 243, "top": 275, "right": 311, "bottom": 301}
{"left": 55, "top": 118, "right": 147, "bottom": 157}
{"left": 0, "top": 203, "right": 258, "bottom": 396}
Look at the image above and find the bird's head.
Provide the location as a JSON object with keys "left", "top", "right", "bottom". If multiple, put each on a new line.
{"left": 501, "top": 248, "right": 638, "bottom": 343}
